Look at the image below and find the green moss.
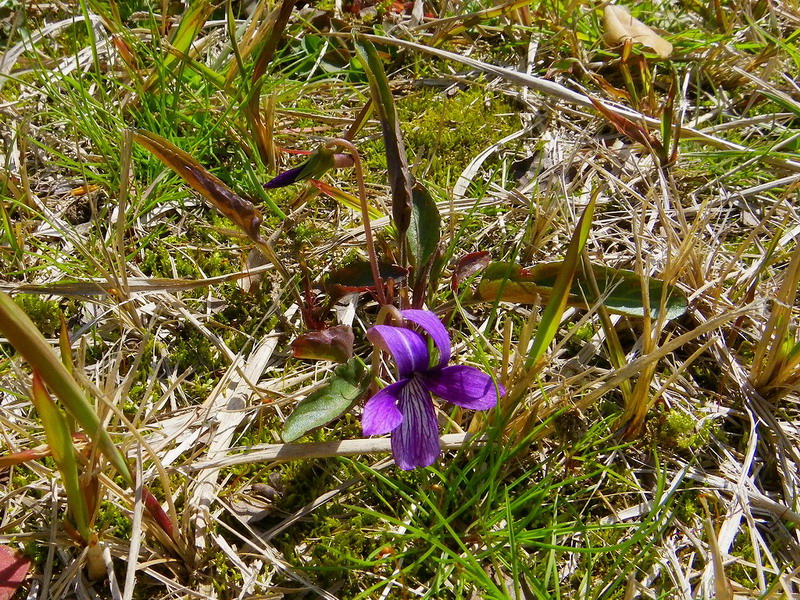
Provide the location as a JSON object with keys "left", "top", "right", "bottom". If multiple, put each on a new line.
{"left": 565, "top": 321, "right": 597, "bottom": 355}
{"left": 662, "top": 410, "right": 715, "bottom": 451}
{"left": 728, "top": 534, "right": 757, "bottom": 585}
{"left": 394, "top": 87, "right": 521, "bottom": 188}
{"left": 674, "top": 492, "right": 700, "bottom": 522}
{"left": 94, "top": 501, "right": 132, "bottom": 538}
{"left": 210, "top": 550, "right": 244, "bottom": 595}
{"left": 14, "top": 295, "right": 61, "bottom": 336}
{"left": 11, "top": 465, "right": 43, "bottom": 492}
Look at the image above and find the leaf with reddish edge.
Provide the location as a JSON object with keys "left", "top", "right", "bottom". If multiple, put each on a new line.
{"left": 132, "top": 130, "right": 263, "bottom": 242}
{"left": 0, "top": 433, "right": 89, "bottom": 470}
{"left": 0, "top": 445, "right": 53, "bottom": 469}
{"left": 325, "top": 261, "right": 407, "bottom": 299}
{"left": 292, "top": 325, "right": 355, "bottom": 363}
{"left": 475, "top": 261, "right": 687, "bottom": 321}
{"left": 354, "top": 38, "right": 414, "bottom": 241}
{"left": 0, "top": 545, "right": 30, "bottom": 600}
{"left": 143, "top": 487, "right": 175, "bottom": 540}
{"left": 452, "top": 251, "right": 491, "bottom": 292}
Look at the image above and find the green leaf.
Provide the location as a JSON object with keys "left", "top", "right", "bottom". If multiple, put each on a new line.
{"left": 282, "top": 359, "right": 368, "bottom": 442}
{"left": 0, "top": 291, "right": 132, "bottom": 486}
{"left": 30, "top": 373, "right": 90, "bottom": 541}
{"left": 527, "top": 197, "right": 596, "bottom": 365}
{"left": 354, "top": 37, "right": 414, "bottom": 239}
{"left": 475, "top": 261, "right": 688, "bottom": 321}
{"left": 407, "top": 182, "right": 441, "bottom": 271}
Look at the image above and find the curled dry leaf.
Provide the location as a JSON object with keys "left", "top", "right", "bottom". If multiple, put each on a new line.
{"left": 603, "top": 5, "right": 673, "bottom": 58}
{"left": 291, "top": 325, "right": 355, "bottom": 363}
{"left": 452, "top": 251, "right": 491, "bottom": 292}
{"left": 132, "top": 130, "right": 263, "bottom": 242}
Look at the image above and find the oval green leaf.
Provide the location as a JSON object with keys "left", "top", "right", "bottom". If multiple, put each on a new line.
{"left": 282, "top": 359, "right": 368, "bottom": 442}
{"left": 475, "top": 261, "right": 687, "bottom": 321}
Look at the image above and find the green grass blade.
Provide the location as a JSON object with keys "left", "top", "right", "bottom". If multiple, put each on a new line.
{"left": 0, "top": 291, "right": 132, "bottom": 486}
{"left": 164, "top": 45, "right": 228, "bottom": 90}
{"left": 527, "top": 196, "right": 596, "bottom": 367}
{"left": 307, "top": 180, "right": 383, "bottom": 219}
{"left": 0, "top": 201, "right": 21, "bottom": 264}
{"left": 30, "top": 373, "right": 91, "bottom": 541}
{"left": 161, "top": 1, "right": 213, "bottom": 75}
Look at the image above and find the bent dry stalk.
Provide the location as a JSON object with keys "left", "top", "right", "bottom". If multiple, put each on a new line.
{"left": 326, "top": 138, "right": 387, "bottom": 305}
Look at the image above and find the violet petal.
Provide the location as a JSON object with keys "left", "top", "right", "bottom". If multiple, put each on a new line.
{"left": 401, "top": 309, "right": 451, "bottom": 368}
{"left": 263, "top": 164, "right": 305, "bottom": 189}
{"left": 362, "top": 380, "right": 406, "bottom": 436}
{"left": 391, "top": 377, "right": 440, "bottom": 470}
{"left": 367, "top": 325, "right": 430, "bottom": 379}
{"left": 421, "top": 365, "right": 503, "bottom": 410}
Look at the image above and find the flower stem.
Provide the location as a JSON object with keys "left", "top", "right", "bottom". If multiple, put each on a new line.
{"left": 327, "top": 138, "right": 386, "bottom": 305}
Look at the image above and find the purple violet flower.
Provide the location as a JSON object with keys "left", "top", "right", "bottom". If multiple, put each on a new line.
{"left": 263, "top": 148, "right": 354, "bottom": 189}
{"left": 363, "top": 309, "right": 505, "bottom": 470}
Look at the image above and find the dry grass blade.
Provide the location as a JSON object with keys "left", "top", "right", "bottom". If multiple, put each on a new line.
{"left": 7, "top": 1, "right": 800, "bottom": 595}
{"left": 0, "top": 291, "right": 132, "bottom": 485}
{"left": 699, "top": 497, "right": 734, "bottom": 600}
{"left": 187, "top": 332, "right": 280, "bottom": 554}
{"left": 749, "top": 236, "right": 800, "bottom": 398}
{"left": 247, "top": 0, "right": 298, "bottom": 165}
{"left": 356, "top": 34, "right": 800, "bottom": 172}
{"left": 425, "top": 0, "right": 536, "bottom": 45}
{"left": 0, "top": 266, "right": 274, "bottom": 296}
{"left": 187, "top": 433, "right": 482, "bottom": 470}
